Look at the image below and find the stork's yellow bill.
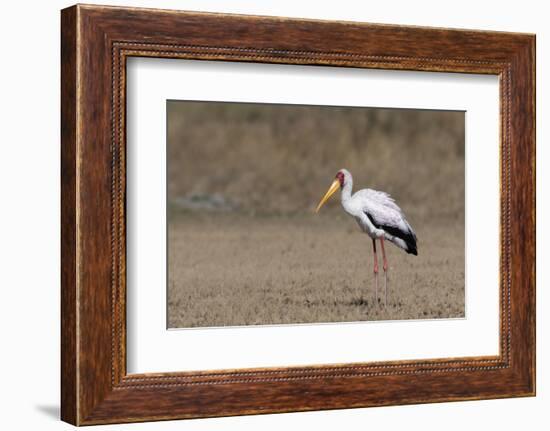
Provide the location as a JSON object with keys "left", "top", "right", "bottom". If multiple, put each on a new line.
{"left": 315, "top": 179, "right": 340, "bottom": 212}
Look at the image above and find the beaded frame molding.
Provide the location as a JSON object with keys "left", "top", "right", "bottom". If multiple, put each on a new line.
{"left": 61, "top": 4, "right": 535, "bottom": 425}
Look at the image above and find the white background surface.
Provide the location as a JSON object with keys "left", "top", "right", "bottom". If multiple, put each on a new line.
{"left": 0, "top": 0, "right": 546, "bottom": 430}
{"left": 127, "top": 59, "right": 499, "bottom": 373}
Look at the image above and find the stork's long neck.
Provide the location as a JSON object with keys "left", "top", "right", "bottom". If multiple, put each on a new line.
{"left": 341, "top": 177, "right": 353, "bottom": 202}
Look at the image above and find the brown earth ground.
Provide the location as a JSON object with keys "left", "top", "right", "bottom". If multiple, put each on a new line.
{"left": 167, "top": 212, "right": 464, "bottom": 328}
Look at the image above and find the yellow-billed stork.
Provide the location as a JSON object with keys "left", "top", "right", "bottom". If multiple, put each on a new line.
{"left": 316, "top": 169, "right": 418, "bottom": 306}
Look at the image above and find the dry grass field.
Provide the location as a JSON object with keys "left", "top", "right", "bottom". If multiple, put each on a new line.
{"left": 167, "top": 212, "right": 464, "bottom": 328}
{"left": 166, "top": 101, "right": 465, "bottom": 328}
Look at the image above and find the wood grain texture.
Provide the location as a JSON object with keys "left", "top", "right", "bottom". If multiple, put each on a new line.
{"left": 60, "top": 4, "right": 535, "bottom": 425}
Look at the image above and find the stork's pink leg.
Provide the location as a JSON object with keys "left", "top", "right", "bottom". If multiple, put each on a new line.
{"left": 379, "top": 237, "right": 389, "bottom": 306}
{"left": 372, "top": 238, "right": 379, "bottom": 304}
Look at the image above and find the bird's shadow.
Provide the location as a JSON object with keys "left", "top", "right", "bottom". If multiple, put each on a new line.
{"left": 35, "top": 404, "right": 59, "bottom": 421}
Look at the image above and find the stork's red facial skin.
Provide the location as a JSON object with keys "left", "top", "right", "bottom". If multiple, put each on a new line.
{"left": 336, "top": 171, "right": 345, "bottom": 187}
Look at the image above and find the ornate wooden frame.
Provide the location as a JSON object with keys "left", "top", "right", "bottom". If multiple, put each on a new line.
{"left": 61, "top": 4, "right": 535, "bottom": 425}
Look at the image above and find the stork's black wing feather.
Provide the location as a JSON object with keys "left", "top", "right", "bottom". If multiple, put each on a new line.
{"left": 365, "top": 212, "right": 418, "bottom": 256}
{"left": 354, "top": 188, "right": 418, "bottom": 255}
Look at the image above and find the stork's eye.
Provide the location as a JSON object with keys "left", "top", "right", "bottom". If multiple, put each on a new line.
{"left": 336, "top": 172, "right": 345, "bottom": 187}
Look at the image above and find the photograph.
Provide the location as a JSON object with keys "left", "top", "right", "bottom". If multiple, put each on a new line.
{"left": 167, "top": 101, "right": 465, "bottom": 328}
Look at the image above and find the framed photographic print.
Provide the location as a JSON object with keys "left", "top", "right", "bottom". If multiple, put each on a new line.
{"left": 61, "top": 4, "right": 535, "bottom": 425}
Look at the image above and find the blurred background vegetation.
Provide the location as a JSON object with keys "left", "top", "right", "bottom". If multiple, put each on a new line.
{"left": 167, "top": 101, "right": 464, "bottom": 222}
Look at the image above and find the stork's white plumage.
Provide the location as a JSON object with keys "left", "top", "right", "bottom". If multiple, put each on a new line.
{"left": 316, "top": 169, "right": 418, "bottom": 306}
